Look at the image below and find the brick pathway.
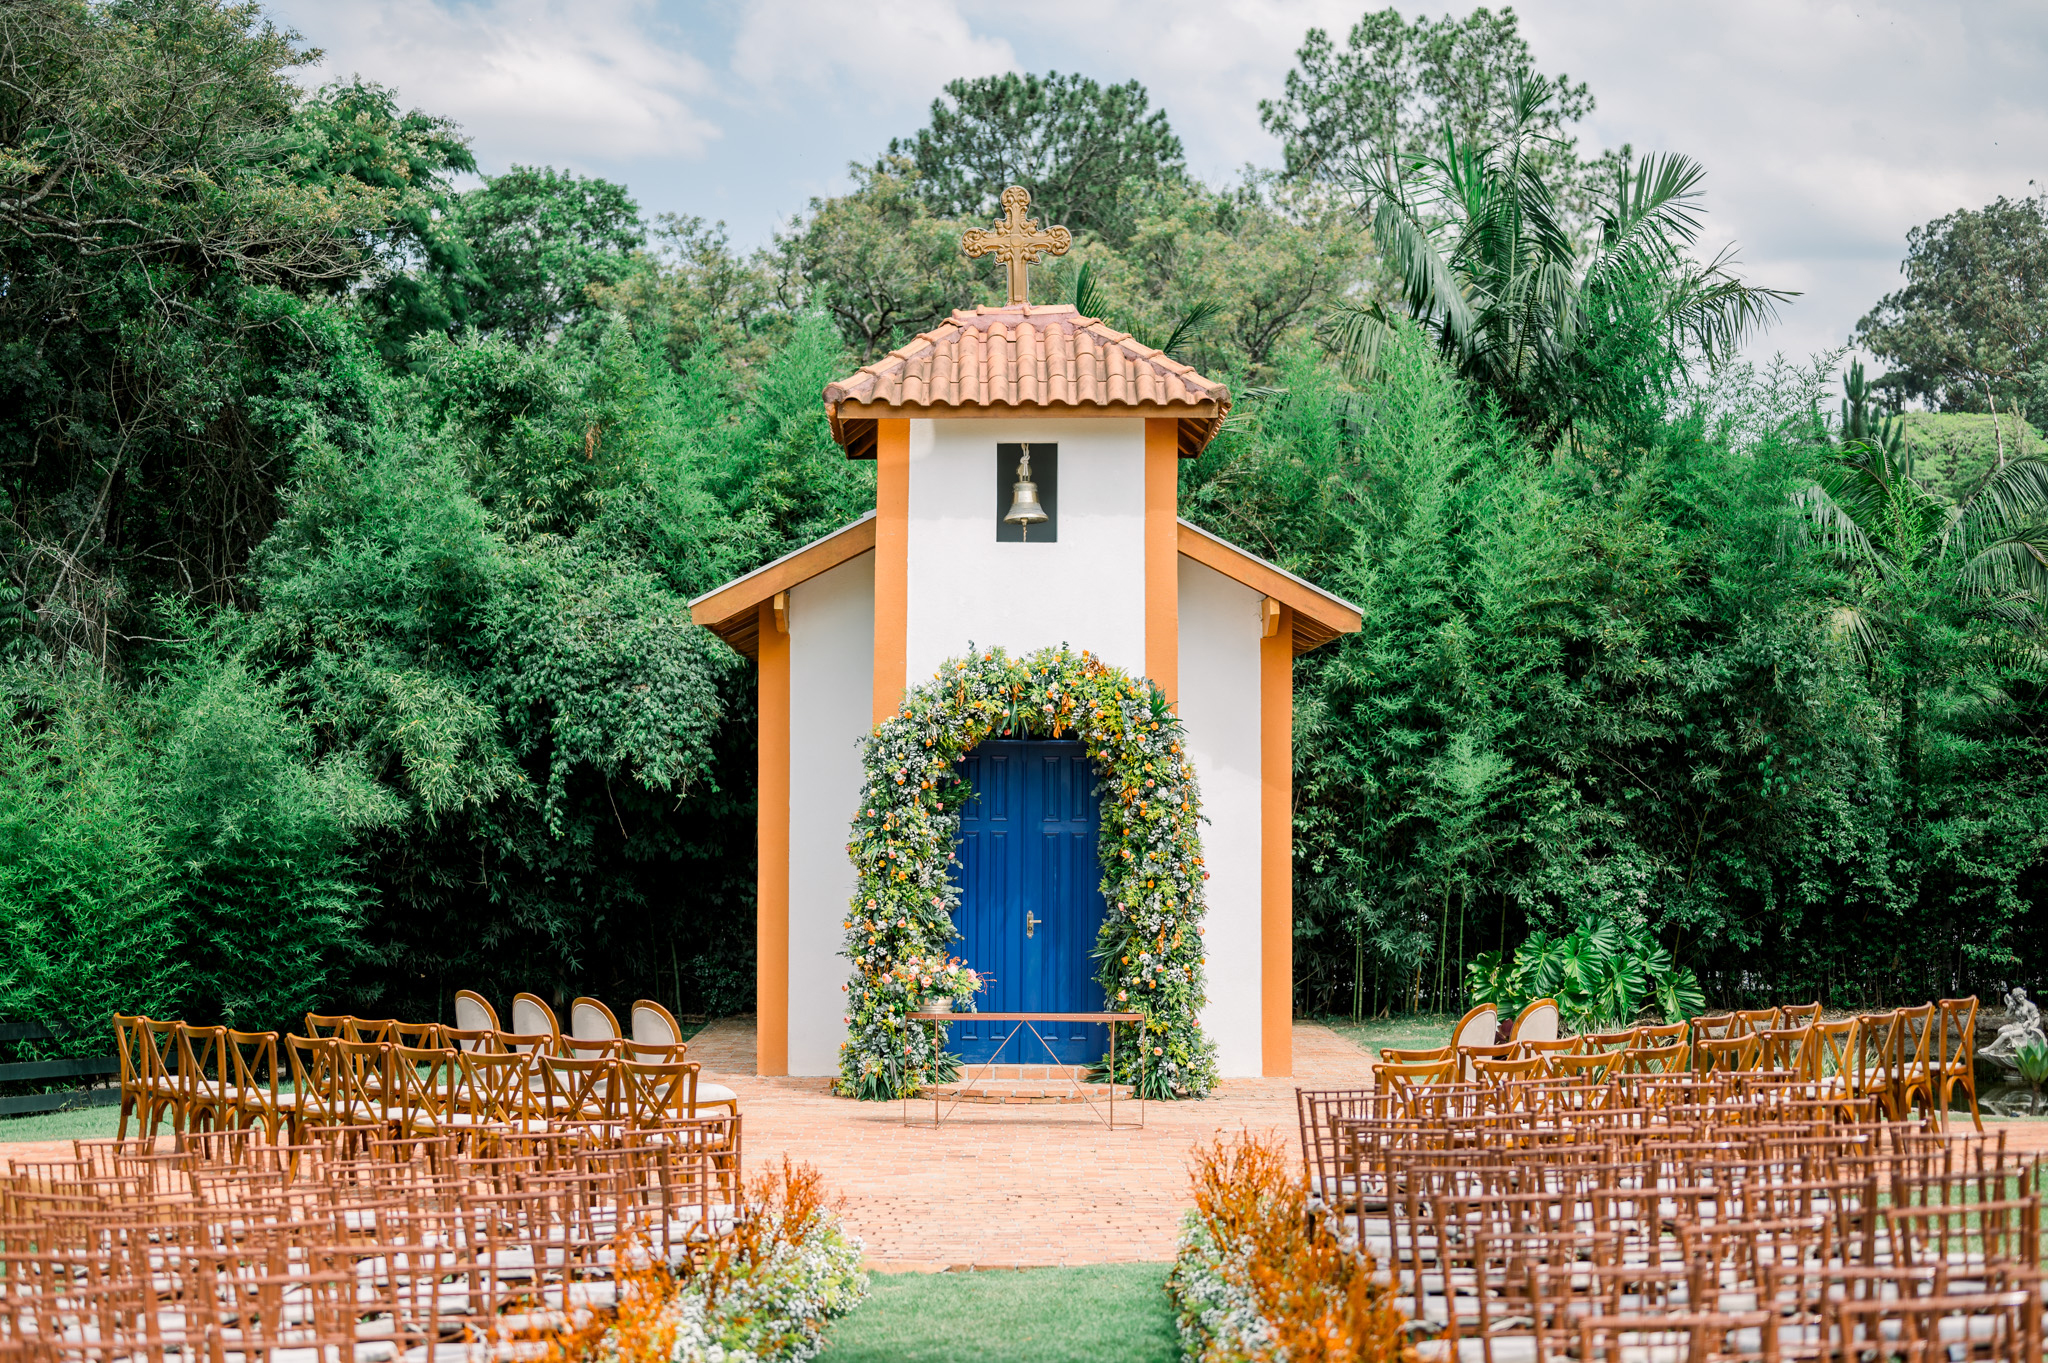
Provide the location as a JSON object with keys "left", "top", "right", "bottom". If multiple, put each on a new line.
{"left": 693, "top": 1019, "right": 1377, "bottom": 1271}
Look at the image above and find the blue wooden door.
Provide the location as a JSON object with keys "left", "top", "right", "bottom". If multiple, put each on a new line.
{"left": 950, "top": 740, "right": 1107, "bottom": 1065}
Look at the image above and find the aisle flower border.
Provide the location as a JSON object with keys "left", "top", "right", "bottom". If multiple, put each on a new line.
{"left": 834, "top": 643, "right": 1220, "bottom": 1101}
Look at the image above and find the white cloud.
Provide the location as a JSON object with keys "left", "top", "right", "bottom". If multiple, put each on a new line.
{"left": 275, "top": 0, "right": 722, "bottom": 167}
{"left": 729, "top": 0, "right": 1013, "bottom": 108}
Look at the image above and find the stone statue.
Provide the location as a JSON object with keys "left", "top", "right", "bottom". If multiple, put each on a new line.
{"left": 1983, "top": 987, "right": 2046, "bottom": 1062}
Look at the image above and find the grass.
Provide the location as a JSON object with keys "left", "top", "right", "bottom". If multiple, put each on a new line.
{"left": 818, "top": 1264, "right": 1178, "bottom": 1363}
{"left": 1319, "top": 1012, "right": 1458, "bottom": 1058}
{"left": 0, "top": 1102, "right": 123, "bottom": 1144}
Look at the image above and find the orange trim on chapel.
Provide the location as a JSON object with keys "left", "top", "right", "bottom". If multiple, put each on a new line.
{"left": 756, "top": 599, "right": 790, "bottom": 1077}
{"left": 1144, "top": 418, "right": 1180, "bottom": 704}
{"left": 1260, "top": 604, "right": 1294, "bottom": 1077}
{"left": 873, "top": 419, "right": 909, "bottom": 725}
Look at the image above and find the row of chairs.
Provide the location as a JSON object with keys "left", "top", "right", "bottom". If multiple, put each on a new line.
{"left": 1297, "top": 1076, "right": 2043, "bottom": 1363}
{"left": 114, "top": 1007, "right": 737, "bottom": 1144}
{"left": 1390, "top": 998, "right": 1982, "bottom": 1129}
{"left": 0, "top": 1119, "right": 743, "bottom": 1363}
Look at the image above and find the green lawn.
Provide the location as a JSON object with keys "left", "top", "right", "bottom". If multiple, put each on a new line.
{"left": 0, "top": 1103, "right": 124, "bottom": 1145}
{"left": 819, "top": 1264, "right": 1178, "bottom": 1363}
{"left": 1319, "top": 1012, "right": 1459, "bottom": 1059}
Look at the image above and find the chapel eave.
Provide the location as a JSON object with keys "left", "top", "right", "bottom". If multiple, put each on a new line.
{"left": 688, "top": 512, "right": 877, "bottom": 661}
{"left": 1176, "top": 518, "right": 1364, "bottom": 656}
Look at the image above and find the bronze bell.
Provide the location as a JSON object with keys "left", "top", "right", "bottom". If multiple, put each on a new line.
{"left": 1003, "top": 448, "right": 1049, "bottom": 540}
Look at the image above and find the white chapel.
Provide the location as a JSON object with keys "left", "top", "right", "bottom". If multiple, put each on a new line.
{"left": 690, "top": 190, "right": 1360, "bottom": 1080}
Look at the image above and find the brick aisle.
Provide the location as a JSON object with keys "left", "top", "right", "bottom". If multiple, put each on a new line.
{"left": 695, "top": 1019, "right": 1378, "bottom": 1270}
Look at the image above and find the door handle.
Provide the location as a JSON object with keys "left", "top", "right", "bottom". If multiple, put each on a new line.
{"left": 1025, "top": 911, "right": 1038, "bottom": 939}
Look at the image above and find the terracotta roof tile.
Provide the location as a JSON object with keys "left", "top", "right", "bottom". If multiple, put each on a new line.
{"left": 823, "top": 304, "right": 1231, "bottom": 457}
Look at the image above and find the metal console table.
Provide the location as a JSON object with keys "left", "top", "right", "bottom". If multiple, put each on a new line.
{"left": 904, "top": 1010, "right": 1145, "bottom": 1129}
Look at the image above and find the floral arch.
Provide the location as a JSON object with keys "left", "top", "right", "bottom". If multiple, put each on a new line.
{"left": 835, "top": 644, "right": 1220, "bottom": 1101}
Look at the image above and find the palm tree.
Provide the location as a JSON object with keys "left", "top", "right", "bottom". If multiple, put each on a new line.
{"left": 1330, "top": 70, "right": 1793, "bottom": 445}
{"left": 1794, "top": 409, "right": 2048, "bottom": 801}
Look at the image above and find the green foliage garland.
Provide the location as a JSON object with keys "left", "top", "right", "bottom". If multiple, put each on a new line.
{"left": 836, "top": 645, "right": 1220, "bottom": 1101}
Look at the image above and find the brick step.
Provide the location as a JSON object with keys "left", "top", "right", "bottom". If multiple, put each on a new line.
{"left": 933, "top": 1063, "right": 1097, "bottom": 1081}
{"left": 915, "top": 1081, "right": 1133, "bottom": 1105}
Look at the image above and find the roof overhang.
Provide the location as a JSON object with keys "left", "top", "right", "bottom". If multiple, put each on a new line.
{"left": 686, "top": 510, "right": 1361, "bottom": 663}
{"left": 828, "top": 403, "right": 1225, "bottom": 461}
{"left": 1176, "top": 518, "right": 1363, "bottom": 655}
{"left": 688, "top": 513, "right": 876, "bottom": 661}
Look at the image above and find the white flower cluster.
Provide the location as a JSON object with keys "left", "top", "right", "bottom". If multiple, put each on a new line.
{"left": 1166, "top": 1211, "right": 1278, "bottom": 1363}
{"left": 592, "top": 1208, "right": 870, "bottom": 1363}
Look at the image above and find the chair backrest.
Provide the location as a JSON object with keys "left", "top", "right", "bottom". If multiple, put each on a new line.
{"left": 541, "top": 1054, "right": 621, "bottom": 1120}
{"left": 285, "top": 1035, "right": 343, "bottom": 1127}
{"left": 111, "top": 1014, "right": 148, "bottom": 1093}
{"left": 1757, "top": 1025, "right": 1816, "bottom": 1078}
{"left": 140, "top": 1019, "right": 185, "bottom": 1089}
{"left": 343, "top": 1018, "right": 401, "bottom": 1043}
{"left": 1452, "top": 1003, "right": 1500, "bottom": 1050}
{"left": 567, "top": 998, "right": 620, "bottom": 1060}
{"left": 1778, "top": 1002, "right": 1822, "bottom": 1028}
{"left": 570, "top": 997, "right": 620, "bottom": 1041}
{"left": 1732, "top": 1007, "right": 1781, "bottom": 1036}
{"left": 1472, "top": 1055, "right": 1547, "bottom": 1083}
{"left": 495, "top": 1030, "right": 556, "bottom": 1058}
{"left": 441, "top": 1025, "right": 498, "bottom": 1054}
{"left": 454, "top": 1051, "right": 534, "bottom": 1123}
{"left": 1895, "top": 1003, "right": 1936, "bottom": 1079}
{"left": 1580, "top": 1027, "right": 1641, "bottom": 1054}
{"left": 386, "top": 1022, "right": 442, "bottom": 1049}
{"left": 389, "top": 1046, "right": 457, "bottom": 1126}
{"left": 177, "top": 1025, "right": 228, "bottom": 1091}
{"left": 631, "top": 999, "right": 684, "bottom": 1046}
{"left": 619, "top": 1039, "right": 688, "bottom": 1064}
{"left": 1937, "top": 997, "right": 1978, "bottom": 1072}
{"left": 1856, "top": 1010, "right": 1902, "bottom": 1093}
{"left": 1520, "top": 1037, "right": 1582, "bottom": 1057}
{"left": 303, "top": 1013, "right": 352, "bottom": 1040}
{"left": 1510, "top": 998, "right": 1560, "bottom": 1044}
{"left": 223, "top": 1030, "right": 279, "bottom": 1107}
{"left": 1374, "top": 1059, "right": 1458, "bottom": 1089}
{"left": 1697, "top": 1035, "right": 1762, "bottom": 1073}
{"left": 1636, "top": 1021, "right": 1689, "bottom": 1048}
{"left": 1379, "top": 1045, "right": 1452, "bottom": 1064}
{"left": 1619, "top": 1043, "right": 1687, "bottom": 1075}
{"left": 1552, "top": 1052, "right": 1616, "bottom": 1081}
{"left": 1811, "top": 1018, "right": 1860, "bottom": 1079}
{"left": 511, "top": 992, "right": 559, "bottom": 1041}
{"left": 453, "top": 990, "right": 500, "bottom": 1034}
{"left": 617, "top": 1060, "right": 700, "bottom": 1126}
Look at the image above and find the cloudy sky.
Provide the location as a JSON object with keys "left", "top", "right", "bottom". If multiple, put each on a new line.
{"left": 268, "top": 0, "right": 2048, "bottom": 368}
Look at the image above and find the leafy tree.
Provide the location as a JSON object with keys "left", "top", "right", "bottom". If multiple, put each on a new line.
{"left": 772, "top": 159, "right": 992, "bottom": 361}
{"left": 888, "top": 71, "right": 1185, "bottom": 246}
{"left": 454, "top": 167, "right": 645, "bottom": 345}
{"left": 1332, "top": 73, "right": 1790, "bottom": 446}
{"left": 1900, "top": 411, "right": 2048, "bottom": 507}
{"left": 295, "top": 79, "right": 479, "bottom": 359}
{"left": 1858, "top": 194, "right": 2048, "bottom": 424}
{"left": 1259, "top": 8, "right": 1595, "bottom": 198}
{"left": 593, "top": 215, "right": 783, "bottom": 365}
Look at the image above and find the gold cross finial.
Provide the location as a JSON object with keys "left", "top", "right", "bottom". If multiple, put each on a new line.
{"left": 961, "top": 186, "right": 1072, "bottom": 306}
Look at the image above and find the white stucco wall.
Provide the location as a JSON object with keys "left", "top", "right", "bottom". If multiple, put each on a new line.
{"left": 905, "top": 417, "right": 1146, "bottom": 679}
{"left": 1177, "top": 556, "right": 1265, "bottom": 1077}
{"left": 786, "top": 552, "right": 875, "bottom": 1076}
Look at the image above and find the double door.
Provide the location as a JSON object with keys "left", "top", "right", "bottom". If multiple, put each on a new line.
{"left": 949, "top": 740, "right": 1107, "bottom": 1064}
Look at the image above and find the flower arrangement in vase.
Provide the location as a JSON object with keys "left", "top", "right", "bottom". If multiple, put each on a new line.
{"left": 890, "top": 953, "right": 982, "bottom": 1014}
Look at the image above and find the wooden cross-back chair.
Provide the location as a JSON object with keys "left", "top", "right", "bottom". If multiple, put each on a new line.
{"left": 136, "top": 1018, "right": 188, "bottom": 1137}
{"left": 176, "top": 1023, "right": 231, "bottom": 1133}
{"left": 1936, "top": 996, "right": 1983, "bottom": 1132}
{"left": 1893, "top": 1003, "right": 1938, "bottom": 1123}
{"left": 389, "top": 1045, "right": 457, "bottom": 1137}
{"left": 1852, "top": 1010, "right": 1904, "bottom": 1120}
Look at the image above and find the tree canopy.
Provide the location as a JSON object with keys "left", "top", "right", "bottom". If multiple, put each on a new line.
{"left": 1858, "top": 194, "right": 2048, "bottom": 426}
{"left": 888, "top": 71, "right": 1186, "bottom": 247}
